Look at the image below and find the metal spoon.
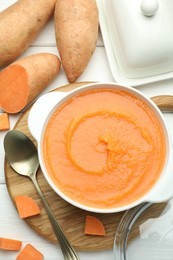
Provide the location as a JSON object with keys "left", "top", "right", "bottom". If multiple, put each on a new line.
{"left": 4, "top": 130, "right": 80, "bottom": 260}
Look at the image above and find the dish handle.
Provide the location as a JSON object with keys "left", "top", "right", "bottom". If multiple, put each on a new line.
{"left": 28, "top": 92, "right": 67, "bottom": 142}
{"left": 146, "top": 96, "right": 173, "bottom": 203}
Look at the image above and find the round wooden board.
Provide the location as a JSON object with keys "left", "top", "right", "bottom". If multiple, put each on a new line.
{"left": 4, "top": 82, "right": 124, "bottom": 252}
{"left": 4, "top": 82, "right": 169, "bottom": 251}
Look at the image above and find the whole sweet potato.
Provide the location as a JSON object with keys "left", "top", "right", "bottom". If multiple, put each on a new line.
{"left": 0, "top": 0, "right": 56, "bottom": 67}
{"left": 54, "top": 0, "right": 99, "bottom": 83}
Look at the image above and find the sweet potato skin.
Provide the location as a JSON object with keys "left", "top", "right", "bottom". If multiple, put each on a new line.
{"left": 54, "top": 0, "right": 99, "bottom": 83}
{"left": 0, "top": 0, "right": 56, "bottom": 67}
{"left": 15, "top": 53, "right": 61, "bottom": 105}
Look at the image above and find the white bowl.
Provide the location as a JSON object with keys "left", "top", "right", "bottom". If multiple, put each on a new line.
{"left": 28, "top": 82, "right": 173, "bottom": 213}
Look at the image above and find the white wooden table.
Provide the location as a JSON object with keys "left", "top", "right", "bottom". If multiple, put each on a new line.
{"left": 1, "top": 1, "right": 173, "bottom": 259}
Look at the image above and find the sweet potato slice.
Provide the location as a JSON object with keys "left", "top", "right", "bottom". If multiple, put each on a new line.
{"left": 0, "top": 113, "right": 10, "bottom": 131}
{"left": 14, "top": 196, "right": 40, "bottom": 219}
{"left": 54, "top": 0, "right": 98, "bottom": 83}
{"left": 16, "top": 244, "right": 44, "bottom": 260}
{"left": 0, "top": 0, "right": 57, "bottom": 67}
{"left": 0, "top": 53, "right": 61, "bottom": 114}
{"left": 84, "top": 215, "right": 106, "bottom": 236}
{"left": 0, "top": 237, "right": 22, "bottom": 251}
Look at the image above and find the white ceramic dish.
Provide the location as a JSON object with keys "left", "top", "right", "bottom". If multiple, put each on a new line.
{"left": 97, "top": 0, "right": 173, "bottom": 86}
{"left": 28, "top": 82, "right": 173, "bottom": 213}
{"left": 114, "top": 200, "right": 173, "bottom": 259}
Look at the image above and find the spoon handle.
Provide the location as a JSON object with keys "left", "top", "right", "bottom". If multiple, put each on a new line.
{"left": 30, "top": 173, "right": 80, "bottom": 260}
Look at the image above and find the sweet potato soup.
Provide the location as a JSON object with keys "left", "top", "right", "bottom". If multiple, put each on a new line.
{"left": 43, "top": 88, "right": 166, "bottom": 209}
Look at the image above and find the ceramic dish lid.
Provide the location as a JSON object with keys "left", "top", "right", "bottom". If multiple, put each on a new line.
{"left": 113, "top": 200, "right": 173, "bottom": 259}
{"left": 97, "top": 0, "right": 173, "bottom": 86}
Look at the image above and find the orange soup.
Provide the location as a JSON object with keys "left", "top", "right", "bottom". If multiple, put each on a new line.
{"left": 43, "top": 88, "right": 166, "bottom": 209}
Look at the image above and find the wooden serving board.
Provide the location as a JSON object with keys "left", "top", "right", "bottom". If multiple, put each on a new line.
{"left": 4, "top": 82, "right": 173, "bottom": 251}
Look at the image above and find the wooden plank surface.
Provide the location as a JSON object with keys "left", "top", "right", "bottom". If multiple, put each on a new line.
{"left": 2, "top": 1, "right": 173, "bottom": 259}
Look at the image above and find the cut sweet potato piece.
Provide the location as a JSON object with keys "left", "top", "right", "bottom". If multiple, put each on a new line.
{"left": 14, "top": 195, "right": 40, "bottom": 219}
{"left": 0, "top": 237, "right": 22, "bottom": 251}
{"left": 0, "top": 53, "right": 61, "bottom": 114}
{"left": 16, "top": 244, "right": 44, "bottom": 260}
{"left": 84, "top": 215, "right": 106, "bottom": 236}
{"left": 0, "top": 113, "right": 10, "bottom": 130}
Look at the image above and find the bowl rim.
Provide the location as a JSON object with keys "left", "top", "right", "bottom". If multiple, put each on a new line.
{"left": 31, "top": 82, "right": 172, "bottom": 213}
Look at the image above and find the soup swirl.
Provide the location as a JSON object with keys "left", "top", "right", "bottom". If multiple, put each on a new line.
{"left": 43, "top": 88, "right": 166, "bottom": 209}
